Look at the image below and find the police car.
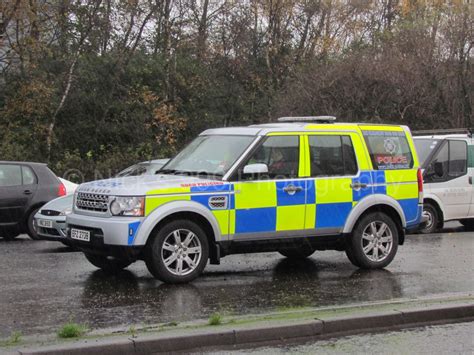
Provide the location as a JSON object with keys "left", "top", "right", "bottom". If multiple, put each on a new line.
{"left": 414, "top": 129, "right": 474, "bottom": 233}
{"left": 66, "top": 117, "right": 424, "bottom": 283}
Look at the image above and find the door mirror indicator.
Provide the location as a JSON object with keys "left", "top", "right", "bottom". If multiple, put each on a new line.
{"left": 243, "top": 163, "right": 268, "bottom": 175}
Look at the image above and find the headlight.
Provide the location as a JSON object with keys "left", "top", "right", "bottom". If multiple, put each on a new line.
{"left": 60, "top": 207, "right": 72, "bottom": 216}
{"left": 110, "top": 196, "right": 145, "bottom": 217}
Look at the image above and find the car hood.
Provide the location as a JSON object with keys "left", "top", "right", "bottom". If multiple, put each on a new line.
{"left": 76, "top": 174, "right": 226, "bottom": 196}
{"left": 40, "top": 194, "right": 74, "bottom": 213}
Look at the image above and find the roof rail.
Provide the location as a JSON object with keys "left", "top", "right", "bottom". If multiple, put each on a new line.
{"left": 412, "top": 128, "right": 472, "bottom": 137}
{"left": 277, "top": 116, "right": 336, "bottom": 123}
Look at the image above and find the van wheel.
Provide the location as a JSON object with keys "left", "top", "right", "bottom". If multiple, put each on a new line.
{"left": 85, "top": 253, "right": 132, "bottom": 273}
{"left": 145, "top": 220, "right": 209, "bottom": 284}
{"left": 346, "top": 212, "right": 398, "bottom": 269}
{"left": 26, "top": 207, "right": 41, "bottom": 240}
{"left": 279, "top": 246, "right": 314, "bottom": 259}
{"left": 419, "top": 203, "right": 438, "bottom": 234}
{"left": 460, "top": 219, "right": 474, "bottom": 231}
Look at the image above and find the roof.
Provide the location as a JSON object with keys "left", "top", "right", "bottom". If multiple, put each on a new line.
{"left": 0, "top": 161, "right": 47, "bottom": 166}
{"left": 201, "top": 122, "right": 407, "bottom": 136}
{"left": 414, "top": 134, "right": 472, "bottom": 140}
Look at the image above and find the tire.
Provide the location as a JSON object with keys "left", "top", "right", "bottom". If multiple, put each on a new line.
{"left": 278, "top": 245, "right": 314, "bottom": 259}
{"left": 419, "top": 203, "right": 439, "bottom": 234}
{"left": 460, "top": 219, "right": 474, "bottom": 231}
{"left": 345, "top": 212, "right": 399, "bottom": 269}
{"left": 26, "top": 207, "right": 41, "bottom": 240}
{"left": 84, "top": 253, "right": 132, "bottom": 273}
{"left": 2, "top": 233, "right": 20, "bottom": 241}
{"left": 145, "top": 219, "right": 209, "bottom": 284}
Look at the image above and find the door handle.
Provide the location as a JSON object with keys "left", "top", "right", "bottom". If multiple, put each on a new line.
{"left": 469, "top": 176, "right": 473, "bottom": 185}
{"left": 23, "top": 190, "right": 33, "bottom": 195}
{"left": 350, "top": 183, "right": 368, "bottom": 190}
{"left": 283, "top": 185, "right": 303, "bottom": 195}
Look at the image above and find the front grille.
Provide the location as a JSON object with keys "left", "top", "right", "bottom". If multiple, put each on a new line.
{"left": 39, "top": 227, "right": 60, "bottom": 236}
{"left": 41, "top": 209, "right": 61, "bottom": 216}
{"left": 76, "top": 192, "right": 109, "bottom": 213}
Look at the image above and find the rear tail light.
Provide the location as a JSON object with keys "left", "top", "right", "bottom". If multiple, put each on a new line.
{"left": 417, "top": 168, "right": 423, "bottom": 197}
{"left": 58, "top": 182, "right": 67, "bottom": 197}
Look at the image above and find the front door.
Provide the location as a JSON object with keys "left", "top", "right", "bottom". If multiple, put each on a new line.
{"left": 424, "top": 139, "right": 471, "bottom": 220}
{"left": 231, "top": 135, "right": 306, "bottom": 238}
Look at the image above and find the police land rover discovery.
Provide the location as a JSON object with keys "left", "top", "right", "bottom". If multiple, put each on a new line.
{"left": 66, "top": 117, "right": 424, "bottom": 283}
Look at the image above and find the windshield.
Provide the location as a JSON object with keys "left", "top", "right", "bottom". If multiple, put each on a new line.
{"left": 414, "top": 139, "right": 441, "bottom": 166}
{"left": 161, "top": 135, "right": 255, "bottom": 177}
{"left": 116, "top": 164, "right": 148, "bottom": 177}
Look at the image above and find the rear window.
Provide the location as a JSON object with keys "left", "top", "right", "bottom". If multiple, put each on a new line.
{"left": 363, "top": 131, "right": 414, "bottom": 170}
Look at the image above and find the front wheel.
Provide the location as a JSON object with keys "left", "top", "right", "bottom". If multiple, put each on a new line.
{"left": 145, "top": 220, "right": 209, "bottom": 284}
{"left": 419, "top": 204, "right": 439, "bottom": 234}
{"left": 346, "top": 212, "right": 399, "bottom": 269}
{"left": 85, "top": 253, "right": 132, "bottom": 273}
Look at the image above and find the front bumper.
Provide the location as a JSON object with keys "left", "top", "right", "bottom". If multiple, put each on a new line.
{"left": 34, "top": 214, "right": 68, "bottom": 242}
{"left": 66, "top": 212, "right": 144, "bottom": 247}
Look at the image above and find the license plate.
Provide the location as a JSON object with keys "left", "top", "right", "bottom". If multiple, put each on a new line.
{"left": 71, "top": 228, "right": 91, "bottom": 242}
{"left": 38, "top": 219, "right": 53, "bottom": 228}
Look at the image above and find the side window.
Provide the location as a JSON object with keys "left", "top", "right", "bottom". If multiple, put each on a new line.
{"left": 22, "top": 166, "right": 37, "bottom": 185}
{"left": 0, "top": 165, "right": 22, "bottom": 187}
{"left": 242, "top": 135, "right": 299, "bottom": 179}
{"left": 425, "top": 143, "right": 448, "bottom": 182}
{"left": 309, "top": 135, "right": 358, "bottom": 177}
{"left": 448, "top": 140, "right": 467, "bottom": 178}
{"left": 363, "top": 131, "right": 414, "bottom": 170}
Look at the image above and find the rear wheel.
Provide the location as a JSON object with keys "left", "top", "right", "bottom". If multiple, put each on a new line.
{"left": 84, "top": 253, "right": 132, "bottom": 273}
{"left": 26, "top": 207, "right": 41, "bottom": 240}
{"left": 419, "top": 203, "right": 439, "bottom": 234}
{"left": 346, "top": 212, "right": 399, "bottom": 269}
{"left": 145, "top": 220, "right": 209, "bottom": 284}
{"left": 278, "top": 245, "right": 314, "bottom": 259}
{"left": 460, "top": 219, "right": 474, "bottom": 231}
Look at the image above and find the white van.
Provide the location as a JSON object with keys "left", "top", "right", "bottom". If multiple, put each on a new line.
{"left": 414, "top": 129, "right": 474, "bottom": 233}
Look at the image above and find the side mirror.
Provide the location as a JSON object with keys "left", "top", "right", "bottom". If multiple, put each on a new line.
{"left": 434, "top": 162, "right": 444, "bottom": 177}
{"left": 243, "top": 163, "right": 268, "bottom": 175}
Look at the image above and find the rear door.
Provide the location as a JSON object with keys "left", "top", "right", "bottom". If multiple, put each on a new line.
{"left": 424, "top": 139, "right": 471, "bottom": 220}
{"left": 304, "top": 132, "right": 365, "bottom": 233}
{"left": 0, "top": 164, "right": 27, "bottom": 228}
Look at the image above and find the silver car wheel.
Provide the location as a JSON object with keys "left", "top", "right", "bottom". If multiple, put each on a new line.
{"left": 161, "top": 229, "right": 202, "bottom": 276}
{"left": 361, "top": 221, "right": 393, "bottom": 262}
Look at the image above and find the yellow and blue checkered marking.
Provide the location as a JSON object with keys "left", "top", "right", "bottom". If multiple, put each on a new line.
{"left": 144, "top": 169, "right": 421, "bottom": 237}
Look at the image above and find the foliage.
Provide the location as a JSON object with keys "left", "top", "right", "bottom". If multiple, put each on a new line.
{"left": 0, "top": 1, "right": 472, "bottom": 179}
{"left": 57, "top": 322, "right": 88, "bottom": 339}
{"left": 208, "top": 312, "right": 222, "bottom": 326}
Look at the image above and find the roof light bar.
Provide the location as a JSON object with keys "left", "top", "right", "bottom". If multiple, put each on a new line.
{"left": 277, "top": 116, "right": 336, "bottom": 123}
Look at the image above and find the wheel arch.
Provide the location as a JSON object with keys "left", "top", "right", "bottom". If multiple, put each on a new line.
{"left": 423, "top": 197, "right": 444, "bottom": 227}
{"left": 134, "top": 201, "right": 221, "bottom": 260}
{"left": 343, "top": 195, "right": 406, "bottom": 245}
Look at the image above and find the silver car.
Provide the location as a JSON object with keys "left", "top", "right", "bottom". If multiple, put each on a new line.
{"left": 34, "top": 159, "right": 168, "bottom": 245}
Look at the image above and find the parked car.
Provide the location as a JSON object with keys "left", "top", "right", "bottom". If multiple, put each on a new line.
{"left": 413, "top": 129, "right": 474, "bottom": 233}
{"left": 0, "top": 161, "right": 67, "bottom": 240}
{"left": 34, "top": 159, "right": 169, "bottom": 245}
{"left": 65, "top": 117, "right": 424, "bottom": 284}
{"left": 59, "top": 178, "right": 78, "bottom": 194}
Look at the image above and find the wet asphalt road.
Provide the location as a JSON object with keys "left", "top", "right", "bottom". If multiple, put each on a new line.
{"left": 0, "top": 225, "right": 473, "bottom": 338}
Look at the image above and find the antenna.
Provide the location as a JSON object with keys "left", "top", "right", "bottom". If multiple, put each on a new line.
{"left": 277, "top": 116, "right": 336, "bottom": 123}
